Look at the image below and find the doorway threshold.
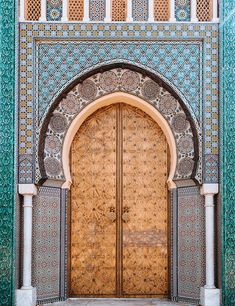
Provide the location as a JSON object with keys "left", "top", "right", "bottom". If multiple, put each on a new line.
{"left": 43, "top": 298, "right": 195, "bottom": 306}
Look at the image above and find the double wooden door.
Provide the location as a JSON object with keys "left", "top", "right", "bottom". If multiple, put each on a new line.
{"left": 70, "top": 103, "right": 169, "bottom": 297}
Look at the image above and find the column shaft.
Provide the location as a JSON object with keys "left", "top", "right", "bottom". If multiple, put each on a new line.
{"left": 61, "top": 0, "right": 68, "bottom": 21}
{"left": 148, "top": 0, "right": 154, "bottom": 22}
{"left": 126, "top": 0, "right": 133, "bottom": 22}
{"left": 212, "top": 0, "right": 219, "bottom": 22}
{"left": 104, "top": 0, "right": 111, "bottom": 22}
{"left": 22, "top": 195, "right": 33, "bottom": 288}
{"left": 169, "top": 0, "right": 176, "bottom": 22}
{"left": 191, "top": 0, "right": 198, "bottom": 22}
{"left": 205, "top": 194, "right": 215, "bottom": 288}
{"left": 19, "top": 0, "right": 25, "bottom": 21}
{"left": 83, "top": 0, "right": 90, "bottom": 21}
{"left": 39, "top": 0, "right": 47, "bottom": 21}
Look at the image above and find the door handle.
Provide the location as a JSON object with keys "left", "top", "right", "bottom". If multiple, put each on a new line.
{"left": 122, "top": 207, "right": 130, "bottom": 223}
{"left": 107, "top": 206, "right": 116, "bottom": 222}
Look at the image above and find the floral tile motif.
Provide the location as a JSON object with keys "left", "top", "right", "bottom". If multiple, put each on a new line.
{"left": 175, "top": 0, "right": 190, "bottom": 21}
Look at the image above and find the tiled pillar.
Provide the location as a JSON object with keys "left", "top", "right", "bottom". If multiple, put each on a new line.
{"left": 200, "top": 184, "right": 220, "bottom": 306}
{"left": 16, "top": 184, "right": 37, "bottom": 306}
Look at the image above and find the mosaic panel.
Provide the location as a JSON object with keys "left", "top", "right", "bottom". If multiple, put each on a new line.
{"left": 47, "top": 0, "right": 62, "bottom": 21}
{"left": 43, "top": 68, "right": 201, "bottom": 183}
{"left": 18, "top": 23, "right": 219, "bottom": 184}
{"left": 0, "top": 0, "right": 15, "bottom": 303}
{"left": 36, "top": 41, "right": 202, "bottom": 121}
{"left": 32, "top": 187, "right": 61, "bottom": 300}
{"left": 175, "top": 0, "right": 190, "bottom": 21}
{"left": 133, "top": 0, "right": 148, "bottom": 21}
{"left": 19, "top": 154, "right": 33, "bottom": 183}
{"left": 154, "top": 0, "right": 169, "bottom": 21}
{"left": 26, "top": 0, "right": 41, "bottom": 20}
{"left": 177, "top": 186, "right": 205, "bottom": 302}
{"left": 112, "top": 0, "right": 126, "bottom": 21}
{"left": 197, "top": 0, "right": 212, "bottom": 22}
{"left": 69, "top": 0, "right": 84, "bottom": 21}
{"left": 90, "top": 0, "right": 105, "bottom": 21}
{"left": 204, "top": 154, "right": 219, "bottom": 183}
{"left": 221, "top": 0, "right": 235, "bottom": 304}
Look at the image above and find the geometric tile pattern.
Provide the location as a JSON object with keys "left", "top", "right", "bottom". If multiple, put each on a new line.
{"left": 133, "top": 0, "right": 148, "bottom": 21}
{"left": 43, "top": 68, "right": 201, "bottom": 182}
{"left": 175, "top": 0, "right": 190, "bottom": 21}
{"left": 177, "top": 186, "right": 205, "bottom": 303}
{"left": 19, "top": 154, "right": 34, "bottom": 183}
{"left": 221, "top": 0, "right": 235, "bottom": 305}
{"left": 90, "top": 0, "right": 105, "bottom": 21}
{"left": 18, "top": 23, "right": 219, "bottom": 184}
{"left": 0, "top": 0, "right": 15, "bottom": 303}
{"left": 36, "top": 41, "right": 201, "bottom": 121}
{"left": 32, "top": 187, "right": 61, "bottom": 300}
{"left": 204, "top": 154, "right": 219, "bottom": 183}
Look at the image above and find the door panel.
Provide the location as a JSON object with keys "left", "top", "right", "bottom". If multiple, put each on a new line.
{"left": 70, "top": 105, "right": 117, "bottom": 295}
{"left": 122, "top": 105, "right": 168, "bottom": 296}
{"left": 70, "top": 103, "right": 168, "bottom": 297}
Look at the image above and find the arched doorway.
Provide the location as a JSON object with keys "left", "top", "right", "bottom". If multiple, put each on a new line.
{"left": 69, "top": 103, "right": 169, "bottom": 297}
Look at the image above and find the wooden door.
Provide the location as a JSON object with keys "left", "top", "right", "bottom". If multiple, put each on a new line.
{"left": 70, "top": 103, "right": 168, "bottom": 297}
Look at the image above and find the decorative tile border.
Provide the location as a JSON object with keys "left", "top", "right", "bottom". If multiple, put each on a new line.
{"left": 221, "top": 0, "right": 235, "bottom": 304}
{"left": 0, "top": 0, "right": 15, "bottom": 303}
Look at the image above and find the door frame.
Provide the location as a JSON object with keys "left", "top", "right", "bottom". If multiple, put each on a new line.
{"left": 61, "top": 92, "right": 177, "bottom": 190}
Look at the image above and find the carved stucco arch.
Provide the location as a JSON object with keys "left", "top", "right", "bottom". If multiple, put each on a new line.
{"left": 38, "top": 66, "right": 202, "bottom": 187}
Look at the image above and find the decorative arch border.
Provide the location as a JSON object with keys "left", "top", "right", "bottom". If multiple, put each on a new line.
{"left": 38, "top": 60, "right": 199, "bottom": 126}
{"left": 38, "top": 66, "right": 202, "bottom": 185}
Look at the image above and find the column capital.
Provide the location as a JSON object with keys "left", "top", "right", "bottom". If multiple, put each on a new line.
{"left": 18, "top": 184, "right": 37, "bottom": 196}
{"left": 200, "top": 184, "right": 219, "bottom": 196}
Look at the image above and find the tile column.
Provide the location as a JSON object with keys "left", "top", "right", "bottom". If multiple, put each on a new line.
{"left": 200, "top": 184, "right": 220, "bottom": 306}
{"left": 16, "top": 184, "right": 37, "bottom": 306}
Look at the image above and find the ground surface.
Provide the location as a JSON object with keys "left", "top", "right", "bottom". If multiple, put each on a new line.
{"left": 44, "top": 298, "right": 194, "bottom": 306}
